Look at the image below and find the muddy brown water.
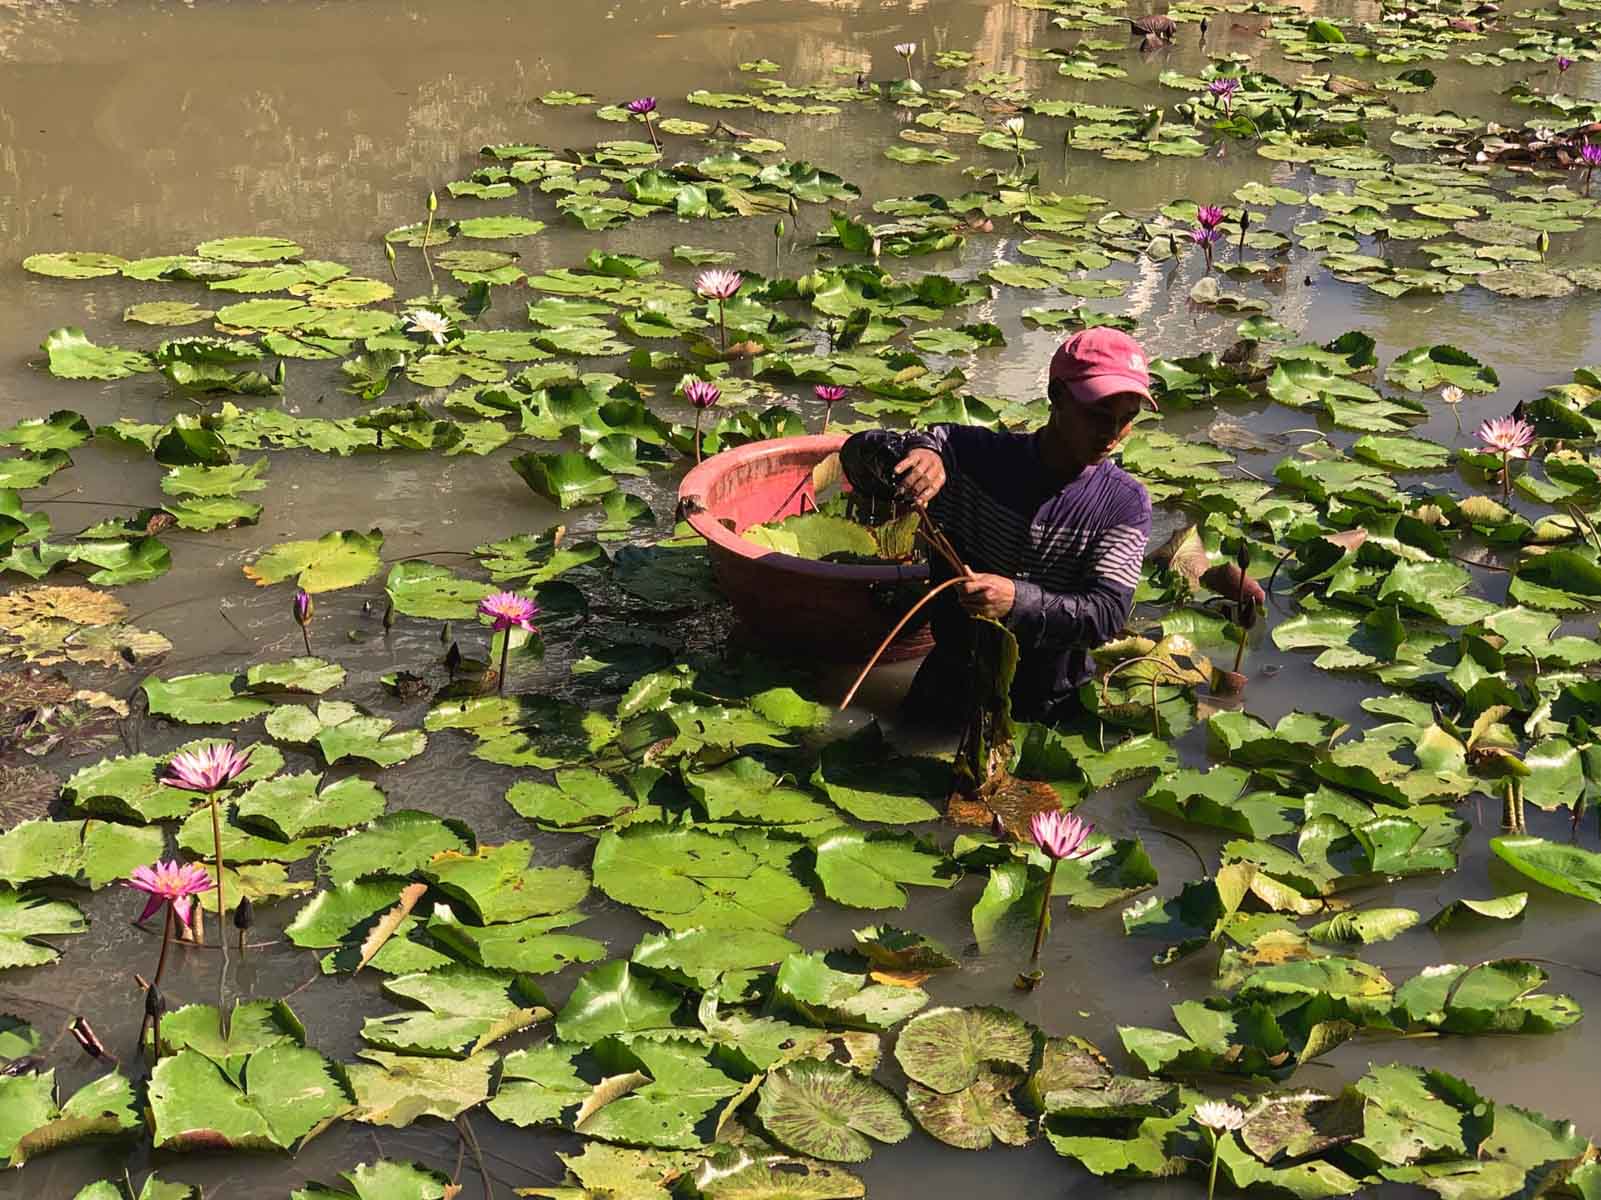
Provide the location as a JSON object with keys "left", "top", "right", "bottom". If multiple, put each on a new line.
{"left": 0, "top": 1, "right": 1599, "bottom": 1197}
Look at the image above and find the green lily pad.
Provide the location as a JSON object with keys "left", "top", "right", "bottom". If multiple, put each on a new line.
{"left": 41, "top": 327, "right": 152, "bottom": 380}
{"left": 243, "top": 528, "right": 384, "bottom": 593}
{"left": 149, "top": 1044, "right": 349, "bottom": 1151}
{"left": 1488, "top": 835, "right": 1601, "bottom": 903}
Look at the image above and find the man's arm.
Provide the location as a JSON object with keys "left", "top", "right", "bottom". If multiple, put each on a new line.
{"left": 1002, "top": 505, "right": 1151, "bottom": 651}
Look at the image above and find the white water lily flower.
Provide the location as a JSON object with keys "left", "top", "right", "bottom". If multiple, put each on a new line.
{"left": 405, "top": 309, "right": 452, "bottom": 345}
{"left": 1004, "top": 117, "right": 1026, "bottom": 137}
{"left": 1193, "top": 1100, "right": 1247, "bottom": 1132}
{"left": 895, "top": 41, "right": 917, "bottom": 57}
{"left": 1441, "top": 384, "right": 1465, "bottom": 407}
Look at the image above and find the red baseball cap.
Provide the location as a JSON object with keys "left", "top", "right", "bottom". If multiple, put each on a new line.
{"left": 1049, "top": 327, "right": 1157, "bottom": 410}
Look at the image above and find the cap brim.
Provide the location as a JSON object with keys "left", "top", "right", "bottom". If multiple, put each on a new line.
{"left": 1066, "top": 373, "right": 1158, "bottom": 411}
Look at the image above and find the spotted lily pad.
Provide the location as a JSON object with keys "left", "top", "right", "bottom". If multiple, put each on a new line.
{"left": 755, "top": 1059, "right": 912, "bottom": 1163}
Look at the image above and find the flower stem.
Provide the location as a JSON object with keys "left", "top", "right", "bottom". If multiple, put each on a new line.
{"left": 1029, "top": 859, "right": 1060, "bottom": 964}
{"left": 718, "top": 300, "right": 728, "bottom": 356}
{"left": 644, "top": 114, "right": 660, "bottom": 153}
{"left": 1502, "top": 450, "right": 1511, "bottom": 501}
{"left": 420, "top": 211, "right": 437, "bottom": 287}
{"left": 301, "top": 624, "right": 312, "bottom": 656}
{"left": 209, "top": 794, "right": 228, "bottom": 968}
{"left": 152, "top": 903, "right": 173, "bottom": 989}
{"left": 1207, "top": 1133, "right": 1221, "bottom": 1200}
{"left": 694, "top": 410, "right": 704, "bottom": 465}
{"left": 496, "top": 628, "right": 511, "bottom": 697}
{"left": 821, "top": 408, "right": 831, "bottom": 435}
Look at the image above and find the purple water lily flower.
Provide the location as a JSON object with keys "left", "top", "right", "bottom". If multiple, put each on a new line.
{"left": 1025, "top": 809, "right": 1095, "bottom": 969}
{"left": 814, "top": 383, "right": 848, "bottom": 433}
{"left": 1030, "top": 810, "right": 1095, "bottom": 862}
{"left": 1190, "top": 225, "right": 1221, "bottom": 271}
{"left": 1208, "top": 76, "right": 1241, "bottom": 112}
{"left": 128, "top": 860, "right": 214, "bottom": 931}
{"left": 1196, "top": 205, "right": 1226, "bottom": 229}
{"left": 695, "top": 269, "right": 743, "bottom": 300}
{"left": 627, "top": 97, "right": 661, "bottom": 151}
{"left": 684, "top": 379, "right": 722, "bottom": 465}
{"left": 696, "top": 269, "right": 743, "bottom": 356}
{"left": 292, "top": 588, "right": 313, "bottom": 654}
{"left": 479, "top": 590, "right": 540, "bottom": 633}
{"left": 162, "top": 742, "right": 252, "bottom": 793}
{"left": 479, "top": 591, "right": 539, "bottom": 696}
{"left": 1582, "top": 140, "right": 1601, "bottom": 193}
{"left": 1476, "top": 414, "right": 1537, "bottom": 501}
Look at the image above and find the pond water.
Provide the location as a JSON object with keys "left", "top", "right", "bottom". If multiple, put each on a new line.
{"left": 2, "top": 0, "right": 1601, "bottom": 1198}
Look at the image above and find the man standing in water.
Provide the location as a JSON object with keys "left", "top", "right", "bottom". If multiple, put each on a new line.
{"left": 841, "top": 328, "right": 1157, "bottom": 725}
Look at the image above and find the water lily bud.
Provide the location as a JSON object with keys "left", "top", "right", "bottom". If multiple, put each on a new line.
{"left": 774, "top": 218, "right": 785, "bottom": 239}
{"left": 145, "top": 985, "right": 165, "bottom": 1019}
{"left": 293, "top": 589, "right": 313, "bottom": 628}
{"left": 1235, "top": 542, "right": 1251, "bottom": 571}
{"left": 990, "top": 811, "right": 1007, "bottom": 838}
{"left": 427, "top": 190, "right": 438, "bottom": 213}
{"left": 1, "top": 1056, "right": 43, "bottom": 1076}
{"left": 383, "top": 600, "right": 396, "bottom": 631}
{"left": 1239, "top": 602, "right": 1259, "bottom": 631}
{"left": 445, "top": 642, "right": 463, "bottom": 675}
{"left": 69, "top": 1016, "right": 106, "bottom": 1059}
{"left": 233, "top": 895, "right": 254, "bottom": 931}
{"left": 1240, "top": 209, "right": 1252, "bottom": 232}
{"left": 385, "top": 241, "right": 397, "bottom": 267}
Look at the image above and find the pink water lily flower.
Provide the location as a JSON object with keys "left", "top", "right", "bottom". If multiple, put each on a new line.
{"left": 1208, "top": 77, "right": 1241, "bottom": 112}
{"left": 1196, "top": 205, "right": 1226, "bottom": 229}
{"left": 128, "top": 860, "right": 214, "bottom": 931}
{"left": 695, "top": 268, "right": 743, "bottom": 300}
{"left": 162, "top": 742, "right": 252, "bottom": 793}
{"left": 626, "top": 97, "right": 656, "bottom": 115}
{"left": 478, "top": 590, "right": 540, "bottom": 633}
{"left": 1474, "top": 415, "right": 1536, "bottom": 458}
{"left": 1029, "top": 809, "right": 1094, "bottom": 861}
{"left": 684, "top": 379, "right": 722, "bottom": 410}
{"left": 814, "top": 384, "right": 848, "bottom": 404}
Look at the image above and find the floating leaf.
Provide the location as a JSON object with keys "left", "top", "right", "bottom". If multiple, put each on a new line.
{"left": 756, "top": 1059, "right": 912, "bottom": 1163}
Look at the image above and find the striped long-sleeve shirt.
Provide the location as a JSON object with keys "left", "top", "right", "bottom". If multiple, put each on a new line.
{"left": 841, "top": 424, "right": 1151, "bottom": 722}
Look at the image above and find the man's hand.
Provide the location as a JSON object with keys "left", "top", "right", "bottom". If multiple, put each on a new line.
{"left": 894, "top": 449, "right": 946, "bottom": 505}
{"left": 956, "top": 573, "right": 1016, "bottom": 620}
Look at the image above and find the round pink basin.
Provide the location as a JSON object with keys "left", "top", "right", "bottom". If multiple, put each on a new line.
{"left": 679, "top": 434, "right": 933, "bottom": 663}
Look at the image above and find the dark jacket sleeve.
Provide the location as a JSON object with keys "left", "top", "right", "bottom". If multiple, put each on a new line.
{"left": 839, "top": 427, "right": 948, "bottom": 500}
{"left": 1003, "top": 485, "right": 1151, "bottom": 651}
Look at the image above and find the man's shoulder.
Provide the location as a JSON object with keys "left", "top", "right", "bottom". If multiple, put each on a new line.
{"left": 1089, "top": 461, "right": 1152, "bottom": 522}
{"left": 936, "top": 422, "right": 1033, "bottom": 459}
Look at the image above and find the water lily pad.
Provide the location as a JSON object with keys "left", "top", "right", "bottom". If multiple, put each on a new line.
{"left": 143, "top": 673, "right": 270, "bottom": 724}
{"left": 906, "top": 1069, "right": 1031, "bottom": 1150}
{"left": 23, "top": 252, "right": 127, "bottom": 279}
{"left": 1478, "top": 267, "right": 1574, "bottom": 299}
{"left": 1488, "top": 835, "right": 1601, "bottom": 903}
{"left": 266, "top": 700, "right": 425, "bottom": 766}
{"left": 0, "top": 819, "right": 163, "bottom": 888}
{"left": 894, "top": 1006, "right": 1033, "bottom": 1093}
{"left": 423, "top": 841, "right": 587, "bottom": 924}
{"left": 41, "top": 327, "right": 152, "bottom": 380}
{"left": 755, "top": 1059, "right": 911, "bottom": 1163}
{"left": 243, "top": 528, "right": 384, "bottom": 593}
{"left": 291, "top": 1160, "right": 453, "bottom": 1200}
{"left": 811, "top": 829, "right": 955, "bottom": 909}
{"left": 149, "top": 1044, "right": 349, "bottom": 1151}
{"left": 0, "top": 1070, "right": 140, "bottom": 1165}
{"left": 234, "top": 772, "right": 385, "bottom": 840}
{"left": 345, "top": 1049, "right": 496, "bottom": 1126}
{"left": 362, "top": 964, "right": 549, "bottom": 1057}
{"left": 318, "top": 812, "right": 473, "bottom": 886}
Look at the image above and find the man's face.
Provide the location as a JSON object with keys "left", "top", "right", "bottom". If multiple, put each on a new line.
{"left": 1050, "top": 390, "right": 1145, "bottom": 466}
